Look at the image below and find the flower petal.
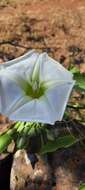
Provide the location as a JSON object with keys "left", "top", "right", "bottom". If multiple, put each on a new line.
{"left": 8, "top": 96, "right": 57, "bottom": 124}
{"left": 0, "top": 49, "right": 36, "bottom": 69}
{"left": 0, "top": 75, "right": 23, "bottom": 114}
{"left": 39, "top": 53, "right": 73, "bottom": 82}
{"left": 31, "top": 53, "right": 45, "bottom": 82}
{"left": 45, "top": 81, "right": 75, "bottom": 121}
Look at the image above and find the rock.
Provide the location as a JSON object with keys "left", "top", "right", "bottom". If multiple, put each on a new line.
{"left": 7, "top": 140, "right": 15, "bottom": 153}
{"left": 10, "top": 150, "right": 52, "bottom": 190}
{"left": 30, "top": 155, "right": 52, "bottom": 189}
{"left": 10, "top": 150, "right": 34, "bottom": 190}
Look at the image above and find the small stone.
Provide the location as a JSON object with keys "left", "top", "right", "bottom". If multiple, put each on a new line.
{"left": 10, "top": 150, "right": 34, "bottom": 190}
{"left": 29, "top": 155, "right": 52, "bottom": 190}
{"left": 7, "top": 140, "right": 15, "bottom": 153}
{"left": 10, "top": 151, "right": 52, "bottom": 190}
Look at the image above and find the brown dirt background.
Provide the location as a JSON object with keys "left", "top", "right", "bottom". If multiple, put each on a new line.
{"left": 0, "top": 0, "right": 85, "bottom": 72}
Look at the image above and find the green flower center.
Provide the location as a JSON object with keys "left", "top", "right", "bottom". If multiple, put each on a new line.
{"left": 25, "top": 81, "right": 46, "bottom": 99}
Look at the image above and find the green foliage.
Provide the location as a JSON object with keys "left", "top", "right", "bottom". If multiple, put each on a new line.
{"left": 40, "top": 135, "right": 78, "bottom": 154}
{"left": 70, "top": 66, "right": 85, "bottom": 90}
{"left": 74, "top": 73, "right": 85, "bottom": 90}
{"left": 70, "top": 66, "right": 80, "bottom": 74}
{"left": 46, "top": 128, "right": 54, "bottom": 141}
{"left": 27, "top": 125, "right": 36, "bottom": 137}
{"left": 0, "top": 133, "right": 12, "bottom": 153}
{"left": 16, "top": 135, "right": 29, "bottom": 149}
{"left": 79, "top": 183, "right": 85, "bottom": 190}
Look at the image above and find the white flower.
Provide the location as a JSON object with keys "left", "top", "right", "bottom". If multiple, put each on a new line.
{"left": 0, "top": 50, "right": 75, "bottom": 124}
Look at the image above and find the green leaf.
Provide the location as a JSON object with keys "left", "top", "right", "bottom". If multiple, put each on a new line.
{"left": 28, "top": 126, "right": 36, "bottom": 137}
{"left": 0, "top": 133, "right": 12, "bottom": 153}
{"left": 70, "top": 66, "right": 80, "bottom": 74}
{"left": 64, "top": 111, "right": 70, "bottom": 119}
{"left": 17, "top": 136, "right": 27, "bottom": 149}
{"left": 40, "top": 135, "right": 78, "bottom": 154}
{"left": 74, "top": 73, "right": 85, "bottom": 90}
{"left": 46, "top": 129, "right": 54, "bottom": 141}
{"left": 17, "top": 122, "right": 25, "bottom": 133}
{"left": 79, "top": 183, "right": 85, "bottom": 190}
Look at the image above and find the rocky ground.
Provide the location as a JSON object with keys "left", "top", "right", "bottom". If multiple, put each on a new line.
{"left": 0, "top": 0, "right": 85, "bottom": 72}
{"left": 0, "top": 0, "right": 85, "bottom": 189}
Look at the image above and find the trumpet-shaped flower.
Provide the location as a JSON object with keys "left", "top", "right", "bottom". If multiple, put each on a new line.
{"left": 0, "top": 50, "right": 75, "bottom": 124}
